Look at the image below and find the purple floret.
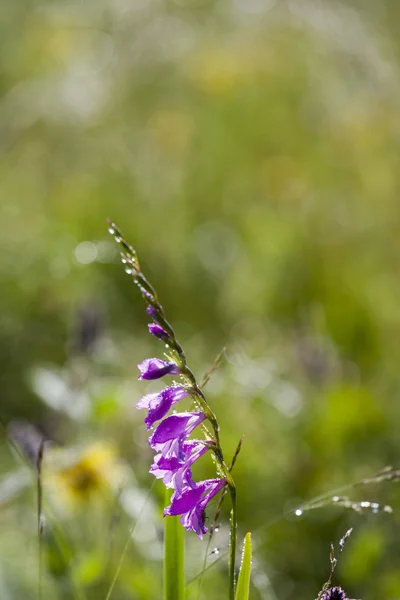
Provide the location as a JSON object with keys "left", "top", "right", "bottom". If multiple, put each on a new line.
{"left": 164, "top": 478, "right": 226, "bottom": 538}
{"left": 320, "top": 587, "right": 348, "bottom": 600}
{"left": 148, "top": 322, "right": 169, "bottom": 340}
{"left": 136, "top": 386, "right": 188, "bottom": 429}
{"left": 138, "top": 358, "right": 180, "bottom": 380}
{"left": 150, "top": 440, "right": 210, "bottom": 495}
{"left": 149, "top": 412, "right": 206, "bottom": 452}
{"left": 146, "top": 306, "right": 157, "bottom": 318}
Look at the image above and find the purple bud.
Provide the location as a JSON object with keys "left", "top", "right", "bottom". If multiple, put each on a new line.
{"left": 139, "top": 287, "right": 154, "bottom": 302}
{"left": 146, "top": 305, "right": 157, "bottom": 318}
{"left": 148, "top": 322, "right": 169, "bottom": 340}
{"left": 138, "top": 358, "right": 180, "bottom": 380}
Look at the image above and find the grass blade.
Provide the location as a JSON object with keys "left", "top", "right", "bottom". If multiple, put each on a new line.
{"left": 235, "top": 533, "right": 252, "bottom": 600}
{"left": 164, "top": 489, "right": 185, "bottom": 600}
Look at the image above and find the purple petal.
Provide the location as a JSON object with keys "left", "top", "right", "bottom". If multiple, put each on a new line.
{"left": 151, "top": 455, "right": 195, "bottom": 494}
{"left": 136, "top": 386, "right": 187, "bottom": 429}
{"left": 155, "top": 437, "right": 186, "bottom": 460}
{"left": 176, "top": 478, "right": 226, "bottom": 538}
{"left": 136, "top": 392, "right": 158, "bottom": 410}
{"left": 164, "top": 478, "right": 226, "bottom": 527}
{"left": 320, "top": 588, "right": 348, "bottom": 600}
{"left": 149, "top": 412, "right": 205, "bottom": 446}
{"left": 151, "top": 454, "right": 183, "bottom": 473}
{"left": 150, "top": 440, "right": 209, "bottom": 494}
{"left": 164, "top": 484, "right": 205, "bottom": 515}
{"left": 180, "top": 507, "right": 207, "bottom": 537}
{"left": 148, "top": 323, "right": 169, "bottom": 340}
{"left": 138, "top": 358, "right": 180, "bottom": 380}
{"left": 146, "top": 306, "right": 157, "bottom": 318}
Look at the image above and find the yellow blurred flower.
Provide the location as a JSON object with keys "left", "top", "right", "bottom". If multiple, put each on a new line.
{"left": 185, "top": 47, "right": 253, "bottom": 94}
{"left": 46, "top": 442, "right": 127, "bottom": 511}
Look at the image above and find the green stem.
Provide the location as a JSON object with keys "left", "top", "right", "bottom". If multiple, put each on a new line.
{"left": 228, "top": 484, "right": 237, "bottom": 600}
{"left": 164, "top": 489, "right": 185, "bottom": 600}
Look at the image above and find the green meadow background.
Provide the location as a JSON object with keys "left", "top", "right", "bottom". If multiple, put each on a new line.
{"left": 1, "top": 1, "right": 400, "bottom": 598}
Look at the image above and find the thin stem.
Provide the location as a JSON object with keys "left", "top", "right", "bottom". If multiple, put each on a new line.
{"left": 228, "top": 483, "right": 237, "bottom": 600}
{"left": 200, "top": 346, "right": 227, "bottom": 389}
{"left": 104, "top": 480, "right": 156, "bottom": 600}
{"left": 37, "top": 439, "right": 44, "bottom": 600}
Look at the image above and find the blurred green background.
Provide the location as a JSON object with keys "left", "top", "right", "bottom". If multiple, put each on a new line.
{"left": 2, "top": 1, "right": 400, "bottom": 598}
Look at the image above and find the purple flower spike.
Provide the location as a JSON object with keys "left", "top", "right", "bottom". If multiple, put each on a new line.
{"left": 136, "top": 386, "right": 188, "bottom": 429}
{"left": 164, "top": 478, "right": 226, "bottom": 538}
{"left": 138, "top": 358, "right": 180, "bottom": 380}
{"left": 150, "top": 440, "right": 210, "bottom": 495}
{"left": 148, "top": 322, "right": 169, "bottom": 340}
{"left": 320, "top": 588, "right": 348, "bottom": 600}
{"left": 149, "top": 412, "right": 206, "bottom": 453}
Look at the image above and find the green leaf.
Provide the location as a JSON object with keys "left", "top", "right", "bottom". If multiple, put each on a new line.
{"left": 235, "top": 533, "right": 252, "bottom": 600}
{"left": 164, "top": 489, "right": 185, "bottom": 600}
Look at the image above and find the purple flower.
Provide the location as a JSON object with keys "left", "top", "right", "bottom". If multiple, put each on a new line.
{"left": 149, "top": 412, "right": 206, "bottom": 454}
{"left": 148, "top": 322, "right": 169, "bottom": 340}
{"left": 136, "top": 386, "right": 188, "bottom": 429}
{"left": 146, "top": 305, "right": 157, "bottom": 318}
{"left": 164, "top": 478, "right": 226, "bottom": 538}
{"left": 138, "top": 358, "right": 180, "bottom": 380}
{"left": 150, "top": 440, "right": 210, "bottom": 495}
{"left": 321, "top": 587, "right": 348, "bottom": 600}
{"left": 139, "top": 287, "right": 154, "bottom": 302}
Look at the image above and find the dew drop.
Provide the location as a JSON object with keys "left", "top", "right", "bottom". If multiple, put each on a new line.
{"left": 371, "top": 503, "right": 379, "bottom": 513}
{"left": 108, "top": 227, "right": 115, "bottom": 235}
{"left": 121, "top": 257, "right": 127, "bottom": 264}
{"left": 295, "top": 509, "right": 303, "bottom": 516}
{"left": 214, "top": 526, "right": 220, "bottom": 533}
{"left": 125, "top": 267, "right": 134, "bottom": 275}
{"left": 114, "top": 235, "right": 122, "bottom": 243}
{"left": 383, "top": 505, "right": 393, "bottom": 513}
{"left": 211, "top": 547, "right": 219, "bottom": 555}
{"left": 39, "top": 514, "right": 46, "bottom": 530}
{"left": 332, "top": 496, "right": 340, "bottom": 503}
{"left": 360, "top": 501, "right": 371, "bottom": 508}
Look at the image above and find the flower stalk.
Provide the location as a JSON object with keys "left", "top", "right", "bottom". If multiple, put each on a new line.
{"left": 108, "top": 221, "right": 238, "bottom": 597}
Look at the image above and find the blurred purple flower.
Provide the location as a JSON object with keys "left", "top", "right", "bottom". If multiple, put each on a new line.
{"left": 148, "top": 322, "right": 169, "bottom": 340}
{"left": 138, "top": 358, "right": 180, "bottom": 380}
{"left": 321, "top": 587, "right": 348, "bottom": 600}
{"left": 146, "top": 305, "right": 157, "bottom": 318}
{"left": 136, "top": 386, "right": 188, "bottom": 429}
{"left": 139, "top": 287, "right": 154, "bottom": 302}
{"left": 164, "top": 478, "right": 226, "bottom": 538}
{"left": 150, "top": 440, "right": 210, "bottom": 495}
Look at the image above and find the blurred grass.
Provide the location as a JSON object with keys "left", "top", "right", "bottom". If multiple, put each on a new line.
{"left": 2, "top": 1, "right": 400, "bottom": 599}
